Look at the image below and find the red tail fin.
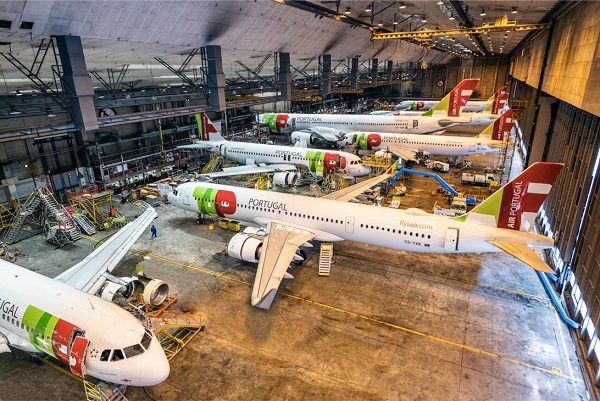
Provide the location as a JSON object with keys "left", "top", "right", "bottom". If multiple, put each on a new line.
{"left": 491, "top": 109, "right": 514, "bottom": 141}
{"left": 459, "top": 162, "right": 563, "bottom": 231}
{"left": 447, "top": 79, "right": 479, "bottom": 117}
{"left": 195, "top": 113, "right": 224, "bottom": 141}
{"left": 492, "top": 92, "right": 509, "bottom": 115}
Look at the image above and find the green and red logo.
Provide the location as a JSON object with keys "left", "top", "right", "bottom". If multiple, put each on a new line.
{"left": 262, "top": 113, "right": 291, "bottom": 132}
{"left": 305, "top": 150, "right": 346, "bottom": 175}
{"left": 354, "top": 133, "right": 382, "bottom": 150}
{"left": 23, "top": 305, "right": 78, "bottom": 364}
{"left": 193, "top": 187, "right": 237, "bottom": 217}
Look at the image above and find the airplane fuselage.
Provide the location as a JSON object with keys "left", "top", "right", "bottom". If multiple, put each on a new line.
{"left": 0, "top": 261, "right": 169, "bottom": 386}
{"left": 215, "top": 141, "right": 370, "bottom": 177}
{"left": 346, "top": 132, "right": 502, "bottom": 156}
{"left": 259, "top": 113, "right": 471, "bottom": 135}
{"left": 168, "top": 182, "right": 553, "bottom": 255}
{"left": 395, "top": 99, "right": 491, "bottom": 112}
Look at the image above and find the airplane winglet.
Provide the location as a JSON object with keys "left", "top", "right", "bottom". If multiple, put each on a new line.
{"left": 252, "top": 288, "right": 278, "bottom": 310}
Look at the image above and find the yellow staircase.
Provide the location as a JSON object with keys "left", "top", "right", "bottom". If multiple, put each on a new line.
{"left": 318, "top": 243, "right": 334, "bottom": 276}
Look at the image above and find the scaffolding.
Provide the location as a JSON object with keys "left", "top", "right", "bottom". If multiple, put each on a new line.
{"left": 69, "top": 190, "right": 115, "bottom": 229}
{"left": 0, "top": 203, "right": 15, "bottom": 233}
{"left": 201, "top": 154, "right": 224, "bottom": 174}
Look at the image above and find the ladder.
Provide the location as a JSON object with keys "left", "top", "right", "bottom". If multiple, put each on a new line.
{"left": 318, "top": 243, "right": 333, "bottom": 277}
{"left": 310, "top": 183, "right": 323, "bottom": 198}
{"left": 71, "top": 212, "right": 97, "bottom": 235}
{"left": 78, "top": 198, "right": 109, "bottom": 229}
{"left": 37, "top": 186, "right": 81, "bottom": 242}
{"left": 5, "top": 192, "right": 41, "bottom": 244}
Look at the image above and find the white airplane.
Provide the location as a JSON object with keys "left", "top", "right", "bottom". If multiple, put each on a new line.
{"left": 0, "top": 206, "right": 170, "bottom": 386}
{"left": 179, "top": 113, "right": 371, "bottom": 184}
{"left": 344, "top": 109, "right": 514, "bottom": 163}
{"left": 167, "top": 162, "right": 563, "bottom": 310}
{"left": 394, "top": 86, "right": 507, "bottom": 112}
{"left": 259, "top": 79, "right": 479, "bottom": 136}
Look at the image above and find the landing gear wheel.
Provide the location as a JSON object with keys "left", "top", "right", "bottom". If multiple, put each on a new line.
{"left": 293, "top": 249, "right": 307, "bottom": 266}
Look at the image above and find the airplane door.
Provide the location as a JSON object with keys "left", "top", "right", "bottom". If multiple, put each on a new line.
{"left": 444, "top": 228, "right": 459, "bottom": 251}
{"left": 183, "top": 187, "right": 191, "bottom": 206}
{"left": 469, "top": 140, "right": 476, "bottom": 152}
{"left": 68, "top": 335, "right": 89, "bottom": 378}
{"left": 345, "top": 216, "right": 354, "bottom": 234}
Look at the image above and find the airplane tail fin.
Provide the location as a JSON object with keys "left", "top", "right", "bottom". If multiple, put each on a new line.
{"left": 474, "top": 109, "right": 514, "bottom": 141}
{"left": 453, "top": 162, "right": 563, "bottom": 232}
{"left": 482, "top": 86, "right": 508, "bottom": 113}
{"left": 422, "top": 78, "right": 479, "bottom": 117}
{"left": 195, "top": 113, "right": 226, "bottom": 142}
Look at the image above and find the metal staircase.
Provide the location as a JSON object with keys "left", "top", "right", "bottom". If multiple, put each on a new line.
{"left": 67, "top": 207, "right": 97, "bottom": 235}
{"left": 37, "top": 186, "right": 81, "bottom": 245}
{"left": 318, "top": 243, "right": 333, "bottom": 276}
{"left": 4, "top": 192, "right": 42, "bottom": 244}
{"left": 201, "top": 154, "right": 224, "bottom": 174}
{"left": 310, "top": 183, "right": 324, "bottom": 198}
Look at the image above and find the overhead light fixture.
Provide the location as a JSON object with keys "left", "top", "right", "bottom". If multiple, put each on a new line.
{"left": 377, "top": 21, "right": 383, "bottom": 27}
{"left": 393, "top": 19, "right": 399, "bottom": 25}
{"left": 15, "top": 90, "right": 22, "bottom": 96}
{"left": 448, "top": 15, "right": 455, "bottom": 20}
{"left": 421, "top": 15, "right": 428, "bottom": 23}
{"left": 344, "top": 7, "right": 351, "bottom": 15}
{"left": 9, "top": 105, "right": 21, "bottom": 115}
{"left": 365, "top": 5, "right": 372, "bottom": 12}
{"left": 45, "top": 107, "right": 56, "bottom": 117}
{"left": 436, "top": 0, "right": 443, "bottom": 4}
{"left": 511, "top": 7, "right": 518, "bottom": 14}
{"left": 480, "top": 8, "right": 486, "bottom": 16}
{"left": 398, "top": 2, "right": 406, "bottom": 9}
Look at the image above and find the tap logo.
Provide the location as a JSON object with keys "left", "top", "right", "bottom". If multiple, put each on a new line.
{"left": 193, "top": 187, "right": 237, "bottom": 217}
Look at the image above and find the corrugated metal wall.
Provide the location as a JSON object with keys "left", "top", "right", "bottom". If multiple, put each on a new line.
{"left": 516, "top": 91, "right": 600, "bottom": 385}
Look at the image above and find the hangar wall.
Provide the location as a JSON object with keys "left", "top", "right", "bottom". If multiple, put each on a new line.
{"left": 510, "top": 1, "right": 600, "bottom": 117}
{"left": 510, "top": 0, "right": 600, "bottom": 390}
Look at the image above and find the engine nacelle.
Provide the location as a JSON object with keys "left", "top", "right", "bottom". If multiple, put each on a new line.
{"left": 99, "top": 277, "right": 145, "bottom": 304}
{"left": 272, "top": 172, "right": 298, "bottom": 187}
{"left": 142, "top": 279, "right": 169, "bottom": 306}
{"left": 227, "top": 233, "right": 263, "bottom": 263}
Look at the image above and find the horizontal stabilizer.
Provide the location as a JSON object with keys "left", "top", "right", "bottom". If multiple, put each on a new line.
{"left": 488, "top": 240, "right": 555, "bottom": 274}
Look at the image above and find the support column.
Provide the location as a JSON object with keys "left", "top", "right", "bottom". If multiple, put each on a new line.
{"left": 55, "top": 35, "right": 98, "bottom": 132}
{"left": 206, "top": 45, "right": 226, "bottom": 111}
{"left": 279, "top": 52, "right": 292, "bottom": 101}
{"left": 371, "top": 59, "right": 378, "bottom": 87}
{"left": 321, "top": 54, "right": 331, "bottom": 96}
{"left": 386, "top": 60, "right": 393, "bottom": 85}
{"left": 350, "top": 57, "right": 359, "bottom": 90}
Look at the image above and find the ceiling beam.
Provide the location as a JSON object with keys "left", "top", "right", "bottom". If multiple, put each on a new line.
{"left": 371, "top": 22, "right": 552, "bottom": 41}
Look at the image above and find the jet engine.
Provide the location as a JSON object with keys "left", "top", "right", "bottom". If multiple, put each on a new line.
{"left": 227, "top": 232, "right": 263, "bottom": 263}
{"left": 272, "top": 172, "right": 298, "bottom": 187}
{"left": 98, "top": 275, "right": 169, "bottom": 307}
{"left": 291, "top": 131, "right": 317, "bottom": 145}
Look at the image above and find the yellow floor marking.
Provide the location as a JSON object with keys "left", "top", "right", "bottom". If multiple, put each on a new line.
{"left": 80, "top": 236, "right": 581, "bottom": 381}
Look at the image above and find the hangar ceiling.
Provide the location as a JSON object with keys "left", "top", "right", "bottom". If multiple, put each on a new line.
{"left": 0, "top": 0, "right": 575, "bottom": 94}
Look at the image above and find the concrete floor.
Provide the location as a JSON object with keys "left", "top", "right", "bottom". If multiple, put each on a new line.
{"left": 0, "top": 125, "right": 590, "bottom": 401}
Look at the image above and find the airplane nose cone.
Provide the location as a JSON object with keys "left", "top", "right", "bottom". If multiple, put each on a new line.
{"left": 140, "top": 353, "right": 170, "bottom": 386}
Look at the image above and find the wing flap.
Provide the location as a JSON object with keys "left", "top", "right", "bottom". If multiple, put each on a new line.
{"left": 54, "top": 205, "right": 158, "bottom": 292}
{"left": 386, "top": 146, "right": 418, "bottom": 162}
{"left": 322, "top": 173, "right": 392, "bottom": 202}
{"left": 488, "top": 240, "right": 555, "bottom": 274}
{"left": 200, "top": 164, "right": 297, "bottom": 179}
{"left": 252, "top": 222, "right": 315, "bottom": 309}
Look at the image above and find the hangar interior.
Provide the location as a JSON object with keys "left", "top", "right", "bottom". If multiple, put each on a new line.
{"left": 1, "top": 1, "right": 600, "bottom": 400}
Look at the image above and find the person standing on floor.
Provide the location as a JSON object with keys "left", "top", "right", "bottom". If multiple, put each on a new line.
{"left": 151, "top": 224, "right": 157, "bottom": 238}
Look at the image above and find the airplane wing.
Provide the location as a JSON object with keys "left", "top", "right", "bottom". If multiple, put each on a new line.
{"left": 200, "top": 164, "right": 297, "bottom": 179}
{"left": 54, "top": 205, "right": 158, "bottom": 293}
{"left": 487, "top": 240, "right": 555, "bottom": 274}
{"left": 177, "top": 143, "right": 217, "bottom": 151}
{"left": 322, "top": 171, "right": 393, "bottom": 202}
{"left": 385, "top": 146, "right": 418, "bottom": 162}
{"left": 252, "top": 222, "right": 315, "bottom": 309}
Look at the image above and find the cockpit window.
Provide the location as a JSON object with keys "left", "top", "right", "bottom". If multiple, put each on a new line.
{"left": 173, "top": 190, "right": 178, "bottom": 196}
{"left": 111, "top": 349, "right": 124, "bottom": 361}
{"left": 100, "top": 349, "right": 111, "bottom": 361}
{"left": 141, "top": 329, "right": 152, "bottom": 350}
{"left": 124, "top": 343, "right": 145, "bottom": 358}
